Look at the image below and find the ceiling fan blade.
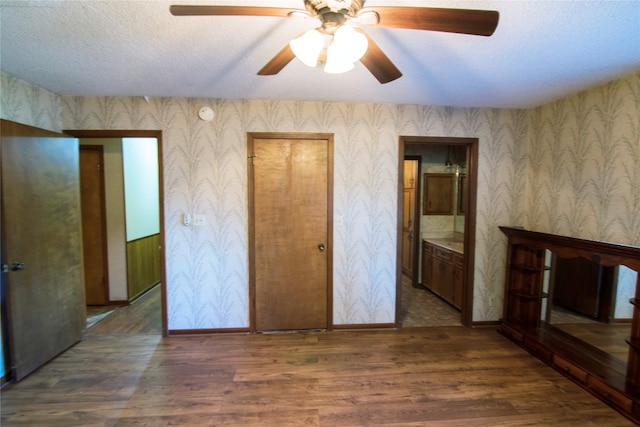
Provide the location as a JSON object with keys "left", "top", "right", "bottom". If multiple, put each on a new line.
{"left": 358, "top": 31, "right": 402, "bottom": 84}
{"left": 257, "top": 44, "right": 296, "bottom": 76}
{"left": 170, "top": 5, "right": 295, "bottom": 18}
{"left": 363, "top": 7, "right": 499, "bottom": 36}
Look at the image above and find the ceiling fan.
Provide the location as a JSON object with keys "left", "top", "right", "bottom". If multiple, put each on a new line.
{"left": 170, "top": 1, "right": 499, "bottom": 84}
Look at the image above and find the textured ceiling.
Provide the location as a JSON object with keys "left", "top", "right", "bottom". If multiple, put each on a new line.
{"left": 1, "top": 0, "right": 639, "bottom": 108}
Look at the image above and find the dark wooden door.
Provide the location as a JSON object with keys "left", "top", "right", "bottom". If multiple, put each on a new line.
{"left": 1, "top": 119, "right": 85, "bottom": 381}
{"left": 80, "top": 146, "right": 108, "bottom": 305}
{"left": 402, "top": 158, "right": 419, "bottom": 277}
{"left": 249, "top": 133, "right": 332, "bottom": 331}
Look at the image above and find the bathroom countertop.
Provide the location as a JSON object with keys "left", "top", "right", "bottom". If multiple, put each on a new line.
{"left": 423, "top": 234, "right": 464, "bottom": 254}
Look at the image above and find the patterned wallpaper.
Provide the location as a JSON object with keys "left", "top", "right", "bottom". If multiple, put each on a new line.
{"left": 2, "top": 69, "right": 639, "bottom": 329}
{"left": 0, "top": 72, "right": 62, "bottom": 132}
{"left": 529, "top": 72, "right": 640, "bottom": 246}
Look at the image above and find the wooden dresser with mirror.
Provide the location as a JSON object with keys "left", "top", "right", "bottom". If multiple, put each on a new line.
{"left": 499, "top": 226, "right": 640, "bottom": 423}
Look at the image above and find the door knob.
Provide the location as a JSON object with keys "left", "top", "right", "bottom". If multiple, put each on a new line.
{"left": 318, "top": 243, "right": 325, "bottom": 252}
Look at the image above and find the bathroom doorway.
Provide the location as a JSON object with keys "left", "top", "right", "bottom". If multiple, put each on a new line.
{"left": 397, "top": 136, "right": 478, "bottom": 328}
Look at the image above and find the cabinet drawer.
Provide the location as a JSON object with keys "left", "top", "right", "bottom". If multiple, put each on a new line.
{"left": 587, "top": 376, "right": 632, "bottom": 412}
{"left": 523, "top": 337, "right": 552, "bottom": 362}
{"left": 552, "top": 354, "right": 588, "bottom": 384}
{"left": 433, "top": 246, "right": 452, "bottom": 261}
{"left": 422, "top": 241, "right": 433, "bottom": 253}
{"left": 500, "top": 324, "right": 524, "bottom": 344}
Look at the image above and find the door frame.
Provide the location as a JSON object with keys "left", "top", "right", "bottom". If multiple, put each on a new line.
{"left": 64, "top": 129, "right": 168, "bottom": 336}
{"left": 397, "top": 136, "right": 479, "bottom": 327}
{"left": 247, "top": 132, "right": 334, "bottom": 332}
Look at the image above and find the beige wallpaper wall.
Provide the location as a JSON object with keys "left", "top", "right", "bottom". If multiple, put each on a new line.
{"left": 0, "top": 72, "right": 62, "bottom": 131}
{"left": 2, "top": 69, "right": 638, "bottom": 330}
{"left": 529, "top": 72, "right": 640, "bottom": 246}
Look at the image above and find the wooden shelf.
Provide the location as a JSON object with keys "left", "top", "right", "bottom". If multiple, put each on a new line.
{"left": 509, "top": 290, "right": 539, "bottom": 300}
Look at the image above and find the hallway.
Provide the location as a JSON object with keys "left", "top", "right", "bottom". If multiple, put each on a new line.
{"left": 86, "top": 284, "right": 162, "bottom": 335}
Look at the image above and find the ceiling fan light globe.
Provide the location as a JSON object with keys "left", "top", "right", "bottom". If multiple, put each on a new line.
{"left": 290, "top": 29, "right": 324, "bottom": 67}
{"left": 324, "top": 43, "right": 355, "bottom": 74}
{"left": 333, "top": 25, "right": 368, "bottom": 62}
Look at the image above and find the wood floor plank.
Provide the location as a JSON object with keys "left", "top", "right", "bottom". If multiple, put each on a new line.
{"left": 1, "top": 328, "right": 635, "bottom": 426}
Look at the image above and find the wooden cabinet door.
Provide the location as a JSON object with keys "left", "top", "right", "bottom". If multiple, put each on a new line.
{"left": 1, "top": 120, "right": 85, "bottom": 381}
{"left": 453, "top": 253, "right": 464, "bottom": 309}
{"left": 421, "top": 242, "right": 433, "bottom": 289}
{"left": 423, "top": 173, "right": 454, "bottom": 215}
{"left": 440, "top": 260, "right": 455, "bottom": 304}
{"left": 432, "top": 247, "right": 455, "bottom": 306}
{"left": 249, "top": 134, "right": 332, "bottom": 331}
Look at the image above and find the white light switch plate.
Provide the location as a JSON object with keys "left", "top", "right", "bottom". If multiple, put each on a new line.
{"left": 193, "top": 214, "right": 206, "bottom": 226}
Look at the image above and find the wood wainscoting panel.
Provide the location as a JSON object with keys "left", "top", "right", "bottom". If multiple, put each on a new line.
{"left": 126, "top": 234, "right": 161, "bottom": 300}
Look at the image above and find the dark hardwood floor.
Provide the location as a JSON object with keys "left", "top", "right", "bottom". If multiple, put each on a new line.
{"left": 87, "top": 284, "right": 162, "bottom": 335}
{"left": 2, "top": 327, "right": 634, "bottom": 425}
{"left": 1, "top": 282, "right": 635, "bottom": 425}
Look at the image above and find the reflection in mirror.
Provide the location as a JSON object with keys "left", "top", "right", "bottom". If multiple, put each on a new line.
{"left": 542, "top": 250, "right": 638, "bottom": 366}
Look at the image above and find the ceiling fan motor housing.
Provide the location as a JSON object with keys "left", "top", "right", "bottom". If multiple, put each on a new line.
{"left": 304, "top": 0, "right": 364, "bottom": 17}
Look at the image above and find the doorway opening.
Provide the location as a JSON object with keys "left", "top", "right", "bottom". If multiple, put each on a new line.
{"left": 397, "top": 136, "right": 478, "bottom": 328}
{"left": 65, "top": 130, "right": 167, "bottom": 336}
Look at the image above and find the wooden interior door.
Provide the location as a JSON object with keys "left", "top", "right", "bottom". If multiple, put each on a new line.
{"left": 402, "top": 159, "right": 419, "bottom": 277}
{"left": 249, "top": 133, "right": 332, "bottom": 331}
{"left": 80, "top": 146, "right": 108, "bottom": 305}
{"left": 1, "top": 119, "right": 85, "bottom": 381}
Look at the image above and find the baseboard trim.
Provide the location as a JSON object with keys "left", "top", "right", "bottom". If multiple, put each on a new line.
{"left": 332, "top": 323, "right": 396, "bottom": 330}
{"left": 106, "top": 299, "right": 129, "bottom": 306}
{"left": 470, "top": 320, "right": 501, "bottom": 328}
{"left": 167, "top": 324, "right": 399, "bottom": 335}
{"left": 167, "top": 327, "right": 251, "bottom": 336}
